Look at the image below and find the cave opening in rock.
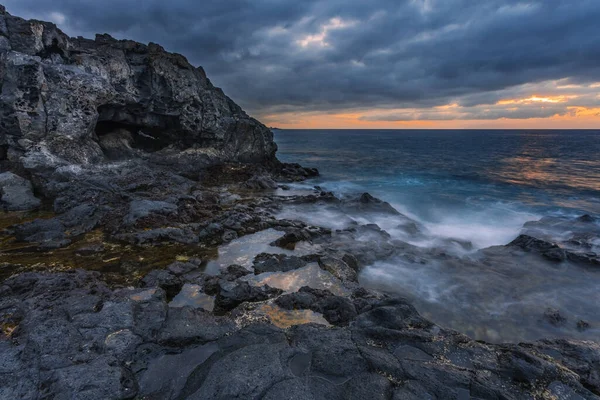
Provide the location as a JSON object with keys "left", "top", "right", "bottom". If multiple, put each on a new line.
{"left": 0, "top": 144, "right": 8, "bottom": 161}
{"left": 94, "top": 105, "right": 182, "bottom": 158}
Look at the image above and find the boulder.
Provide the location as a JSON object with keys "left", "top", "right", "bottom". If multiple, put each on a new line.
{"left": 0, "top": 172, "right": 40, "bottom": 211}
{"left": 253, "top": 253, "right": 308, "bottom": 274}
{"left": 341, "top": 192, "right": 401, "bottom": 215}
{"left": 213, "top": 281, "right": 283, "bottom": 314}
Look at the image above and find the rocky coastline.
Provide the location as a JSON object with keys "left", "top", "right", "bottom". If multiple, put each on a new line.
{"left": 1, "top": 7, "right": 599, "bottom": 399}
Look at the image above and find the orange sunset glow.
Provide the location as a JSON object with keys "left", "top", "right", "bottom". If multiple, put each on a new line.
{"left": 260, "top": 81, "right": 600, "bottom": 129}
{"left": 261, "top": 108, "right": 600, "bottom": 129}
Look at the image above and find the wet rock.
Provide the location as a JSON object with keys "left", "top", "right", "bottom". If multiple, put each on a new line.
{"left": 341, "top": 253, "right": 361, "bottom": 271}
{"left": 221, "top": 229, "right": 238, "bottom": 242}
{"left": 271, "top": 226, "right": 331, "bottom": 250}
{"left": 104, "top": 329, "right": 143, "bottom": 359}
{"left": 138, "top": 343, "right": 219, "bottom": 399}
{"left": 243, "top": 174, "right": 278, "bottom": 190}
{"left": 140, "top": 270, "right": 183, "bottom": 299}
{"left": 213, "top": 281, "right": 283, "bottom": 314}
{"left": 270, "top": 229, "right": 312, "bottom": 250}
{"left": 397, "top": 221, "right": 420, "bottom": 235}
{"left": 219, "top": 264, "right": 252, "bottom": 281}
{"left": 318, "top": 256, "right": 358, "bottom": 282}
{"left": 118, "top": 227, "right": 198, "bottom": 245}
{"left": 10, "top": 203, "right": 105, "bottom": 248}
{"left": 0, "top": 172, "right": 41, "bottom": 211}
{"left": 277, "top": 163, "right": 319, "bottom": 181}
{"left": 202, "top": 276, "right": 222, "bottom": 296}
{"left": 312, "top": 295, "right": 358, "bottom": 326}
{"left": 567, "top": 251, "right": 600, "bottom": 267}
{"left": 544, "top": 308, "right": 567, "bottom": 326}
{"left": 60, "top": 203, "right": 106, "bottom": 236}
{"left": 543, "top": 247, "right": 568, "bottom": 262}
{"left": 276, "top": 287, "right": 358, "bottom": 326}
{"left": 75, "top": 242, "right": 105, "bottom": 256}
{"left": 341, "top": 192, "right": 401, "bottom": 215}
{"left": 1, "top": 269, "right": 599, "bottom": 399}
{"left": 577, "top": 320, "right": 591, "bottom": 331}
{"left": 509, "top": 234, "right": 560, "bottom": 253}
{"left": 509, "top": 234, "right": 600, "bottom": 267}
{"left": 253, "top": 253, "right": 308, "bottom": 274}
{"left": 157, "top": 307, "right": 235, "bottom": 346}
{"left": 186, "top": 341, "right": 289, "bottom": 399}
{"left": 167, "top": 259, "right": 203, "bottom": 277}
{"left": 577, "top": 214, "right": 596, "bottom": 223}
{"left": 124, "top": 199, "right": 178, "bottom": 225}
{"left": 198, "top": 223, "right": 224, "bottom": 242}
{"left": 12, "top": 217, "right": 68, "bottom": 248}
{"left": 508, "top": 234, "right": 569, "bottom": 261}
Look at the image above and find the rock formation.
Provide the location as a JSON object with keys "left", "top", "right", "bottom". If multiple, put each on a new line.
{"left": 1, "top": 7, "right": 599, "bottom": 400}
{"left": 0, "top": 5, "right": 276, "bottom": 182}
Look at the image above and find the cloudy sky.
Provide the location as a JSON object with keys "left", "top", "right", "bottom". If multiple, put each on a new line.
{"left": 6, "top": 0, "right": 600, "bottom": 128}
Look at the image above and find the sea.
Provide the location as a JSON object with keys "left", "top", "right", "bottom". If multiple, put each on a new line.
{"left": 273, "top": 129, "right": 600, "bottom": 342}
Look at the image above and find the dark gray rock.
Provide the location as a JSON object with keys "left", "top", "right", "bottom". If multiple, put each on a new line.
{"left": 138, "top": 343, "right": 219, "bottom": 399}
{"left": 214, "top": 281, "right": 283, "bottom": 314}
{"left": 219, "top": 264, "right": 252, "bottom": 281}
{"left": 544, "top": 308, "right": 568, "bottom": 326}
{"left": 341, "top": 192, "right": 401, "bottom": 215}
{"left": 577, "top": 214, "right": 596, "bottom": 223}
{"left": 140, "top": 270, "right": 183, "bottom": 299}
{"left": 577, "top": 320, "right": 591, "bottom": 331}
{"left": 0, "top": 171, "right": 41, "bottom": 210}
{"left": 9, "top": 202, "right": 105, "bottom": 248}
{"left": 157, "top": 307, "right": 235, "bottom": 346}
{"left": 0, "top": 9, "right": 276, "bottom": 176}
{"left": 118, "top": 227, "right": 198, "bottom": 245}
{"left": 318, "top": 256, "right": 358, "bottom": 282}
{"left": 253, "top": 253, "right": 308, "bottom": 274}
{"left": 243, "top": 174, "right": 278, "bottom": 190}
{"left": 1, "top": 270, "right": 599, "bottom": 399}
{"left": 276, "top": 287, "right": 357, "bottom": 326}
{"left": 509, "top": 234, "right": 600, "bottom": 266}
{"left": 270, "top": 226, "right": 331, "bottom": 250}
{"left": 124, "top": 199, "right": 178, "bottom": 225}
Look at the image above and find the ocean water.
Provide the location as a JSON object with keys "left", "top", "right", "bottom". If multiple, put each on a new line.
{"left": 275, "top": 129, "right": 600, "bottom": 247}
{"left": 274, "top": 129, "right": 600, "bottom": 342}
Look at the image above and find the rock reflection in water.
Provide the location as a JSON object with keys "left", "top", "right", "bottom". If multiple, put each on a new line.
{"left": 245, "top": 264, "right": 348, "bottom": 296}
{"left": 204, "top": 228, "right": 318, "bottom": 275}
{"left": 254, "top": 303, "right": 330, "bottom": 329}
{"left": 169, "top": 284, "right": 214, "bottom": 311}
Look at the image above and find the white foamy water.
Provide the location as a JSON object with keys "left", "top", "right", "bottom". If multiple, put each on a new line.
{"left": 275, "top": 187, "right": 600, "bottom": 343}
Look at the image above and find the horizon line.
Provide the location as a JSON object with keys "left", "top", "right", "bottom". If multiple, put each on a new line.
{"left": 270, "top": 127, "right": 600, "bottom": 131}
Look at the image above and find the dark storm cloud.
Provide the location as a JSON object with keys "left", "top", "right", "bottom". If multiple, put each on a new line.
{"left": 5, "top": 0, "right": 600, "bottom": 118}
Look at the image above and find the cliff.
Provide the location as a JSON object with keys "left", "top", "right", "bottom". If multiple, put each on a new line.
{"left": 0, "top": 5, "right": 277, "bottom": 177}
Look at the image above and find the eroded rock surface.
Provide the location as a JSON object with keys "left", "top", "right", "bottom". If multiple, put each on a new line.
{"left": 1, "top": 269, "right": 599, "bottom": 399}
{"left": 0, "top": 6, "right": 276, "bottom": 174}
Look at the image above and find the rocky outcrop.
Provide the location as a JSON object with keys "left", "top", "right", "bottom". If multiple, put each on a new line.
{"left": 1, "top": 269, "right": 599, "bottom": 399}
{"left": 0, "top": 5, "right": 276, "bottom": 179}
{"left": 0, "top": 7, "right": 318, "bottom": 253}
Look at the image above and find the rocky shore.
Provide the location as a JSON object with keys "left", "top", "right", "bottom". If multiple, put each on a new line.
{"left": 1, "top": 7, "right": 599, "bottom": 399}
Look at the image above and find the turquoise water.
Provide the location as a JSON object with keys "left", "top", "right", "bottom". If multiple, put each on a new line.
{"left": 274, "top": 129, "right": 600, "bottom": 342}
{"left": 275, "top": 129, "right": 600, "bottom": 249}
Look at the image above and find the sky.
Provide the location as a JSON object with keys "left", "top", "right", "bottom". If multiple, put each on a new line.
{"left": 5, "top": 0, "right": 600, "bottom": 129}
